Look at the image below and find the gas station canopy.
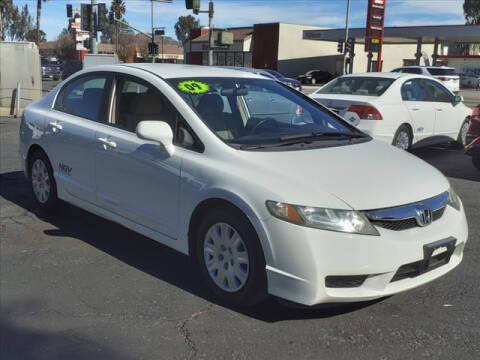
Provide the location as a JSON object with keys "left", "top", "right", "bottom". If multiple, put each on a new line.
{"left": 304, "top": 24, "right": 480, "bottom": 44}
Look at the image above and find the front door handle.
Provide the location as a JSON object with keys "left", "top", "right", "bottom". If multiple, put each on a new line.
{"left": 49, "top": 121, "right": 63, "bottom": 132}
{"left": 435, "top": 108, "right": 443, "bottom": 111}
{"left": 409, "top": 108, "right": 420, "bottom": 111}
{"left": 97, "top": 137, "right": 117, "bottom": 149}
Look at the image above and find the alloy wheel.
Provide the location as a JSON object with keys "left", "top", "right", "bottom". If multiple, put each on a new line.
{"left": 31, "top": 159, "right": 51, "bottom": 204}
{"left": 395, "top": 131, "right": 410, "bottom": 150}
{"left": 203, "top": 222, "right": 249, "bottom": 292}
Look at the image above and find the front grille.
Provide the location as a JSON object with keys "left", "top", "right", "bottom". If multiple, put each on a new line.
{"left": 371, "top": 207, "right": 445, "bottom": 231}
{"left": 325, "top": 275, "right": 368, "bottom": 288}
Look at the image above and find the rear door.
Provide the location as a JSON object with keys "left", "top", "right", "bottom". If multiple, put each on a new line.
{"left": 48, "top": 73, "right": 112, "bottom": 204}
{"left": 423, "top": 79, "right": 460, "bottom": 137}
{"left": 401, "top": 78, "right": 435, "bottom": 140}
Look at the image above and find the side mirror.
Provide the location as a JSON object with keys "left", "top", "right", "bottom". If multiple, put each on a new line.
{"left": 453, "top": 95, "right": 463, "bottom": 105}
{"left": 136, "top": 121, "right": 174, "bottom": 156}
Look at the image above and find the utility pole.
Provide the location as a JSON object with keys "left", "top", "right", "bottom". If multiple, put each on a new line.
{"left": 90, "top": 0, "right": 98, "bottom": 54}
{"left": 208, "top": 0, "right": 214, "bottom": 66}
{"left": 343, "top": 0, "right": 350, "bottom": 75}
{"left": 150, "top": 1, "right": 173, "bottom": 63}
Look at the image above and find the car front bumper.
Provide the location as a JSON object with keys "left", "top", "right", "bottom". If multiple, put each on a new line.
{"left": 261, "top": 203, "right": 468, "bottom": 306}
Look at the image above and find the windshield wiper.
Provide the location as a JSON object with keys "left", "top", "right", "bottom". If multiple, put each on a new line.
{"left": 279, "top": 131, "right": 367, "bottom": 141}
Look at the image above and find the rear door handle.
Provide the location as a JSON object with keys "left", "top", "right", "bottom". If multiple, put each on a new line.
{"left": 97, "top": 137, "right": 117, "bottom": 149}
{"left": 409, "top": 108, "right": 420, "bottom": 111}
{"left": 435, "top": 108, "right": 443, "bottom": 111}
{"left": 49, "top": 121, "right": 63, "bottom": 132}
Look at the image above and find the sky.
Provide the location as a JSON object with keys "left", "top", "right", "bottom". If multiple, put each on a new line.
{"left": 14, "top": 0, "right": 467, "bottom": 41}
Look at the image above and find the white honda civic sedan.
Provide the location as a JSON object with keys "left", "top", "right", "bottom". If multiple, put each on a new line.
{"left": 310, "top": 73, "right": 472, "bottom": 150}
{"left": 20, "top": 64, "right": 468, "bottom": 306}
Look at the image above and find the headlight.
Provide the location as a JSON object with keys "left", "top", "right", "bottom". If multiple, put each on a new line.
{"left": 266, "top": 201, "right": 379, "bottom": 236}
{"left": 447, "top": 187, "right": 461, "bottom": 211}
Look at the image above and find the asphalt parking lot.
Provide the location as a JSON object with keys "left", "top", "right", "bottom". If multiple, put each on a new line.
{"left": 1, "top": 86, "right": 480, "bottom": 359}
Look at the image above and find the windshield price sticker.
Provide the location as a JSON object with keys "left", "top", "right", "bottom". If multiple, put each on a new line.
{"left": 178, "top": 80, "right": 210, "bottom": 94}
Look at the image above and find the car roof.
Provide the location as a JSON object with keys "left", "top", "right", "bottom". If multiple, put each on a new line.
{"left": 341, "top": 72, "right": 406, "bottom": 79}
{"left": 395, "top": 66, "right": 455, "bottom": 70}
{"left": 89, "top": 63, "right": 269, "bottom": 80}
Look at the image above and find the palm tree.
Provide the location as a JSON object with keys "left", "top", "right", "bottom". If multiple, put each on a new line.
{"left": 36, "top": 0, "right": 47, "bottom": 45}
{"left": 110, "top": 0, "right": 126, "bottom": 53}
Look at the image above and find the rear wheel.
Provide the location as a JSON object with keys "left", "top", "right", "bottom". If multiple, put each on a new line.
{"left": 392, "top": 125, "right": 412, "bottom": 150}
{"left": 195, "top": 205, "right": 268, "bottom": 307}
{"left": 29, "top": 150, "right": 59, "bottom": 211}
{"left": 472, "top": 148, "right": 480, "bottom": 170}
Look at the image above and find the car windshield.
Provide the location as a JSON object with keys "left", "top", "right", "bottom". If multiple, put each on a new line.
{"left": 427, "top": 68, "right": 457, "bottom": 76}
{"left": 317, "top": 76, "right": 395, "bottom": 96}
{"left": 168, "top": 77, "right": 366, "bottom": 148}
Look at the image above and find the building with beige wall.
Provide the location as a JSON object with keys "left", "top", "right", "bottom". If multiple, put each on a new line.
{"left": 185, "top": 22, "right": 477, "bottom": 79}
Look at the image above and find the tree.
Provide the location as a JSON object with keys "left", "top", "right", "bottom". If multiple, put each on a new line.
{"left": 464, "top": 0, "right": 480, "bottom": 24}
{"left": 56, "top": 28, "right": 76, "bottom": 61}
{"left": 0, "top": 0, "right": 12, "bottom": 40}
{"left": 174, "top": 15, "right": 200, "bottom": 44}
{"left": 18, "top": 5, "right": 34, "bottom": 41}
{"left": 26, "top": 29, "right": 46, "bottom": 43}
{"left": 36, "top": 0, "right": 48, "bottom": 45}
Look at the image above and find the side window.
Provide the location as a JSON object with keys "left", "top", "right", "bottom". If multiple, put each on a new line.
{"left": 112, "top": 76, "right": 203, "bottom": 151}
{"left": 113, "top": 77, "right": 176, "bottom": 133}
{"left": 55, "top": 75, "right": 110, "bottom": 122}
{"left": 401, "top": 79, "right": 428, "bottom": 101}
{"left": 424, "top": 80, "right": 453, "bottom": 103}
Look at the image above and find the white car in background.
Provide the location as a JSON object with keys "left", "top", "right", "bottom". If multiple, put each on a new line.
{"left": 391, "top": 66, "right": 460, "bottom": 93}
{"left": 460, "top": 73, "right": 480, "bottom": 88}
{"left": 310, "top": 73, "right": 471, "bottom": 150}
{"left": 20, "top": 64, "right": 467, "bottom": 306}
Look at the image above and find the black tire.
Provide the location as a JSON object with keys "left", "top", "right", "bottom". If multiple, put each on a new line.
{"left": 29, "top": 150, "right": 59, "bottom": 212}
{"left": 195, "top": 205, "right": 268, "bottom": 307}
{"left": 472, "top": 148, "right": 480, "bottom": 170}
{"left": 455, "top": 119, "right": 470, "bottom": 149}
{"left": 392, "top": 124, "right": 412, "bottom": 150}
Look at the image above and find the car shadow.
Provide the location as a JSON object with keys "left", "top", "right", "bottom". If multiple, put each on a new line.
{"left": 1, "top": 171, "right": 384, "bottom": 323}
{"left": 410, "top": 145, "right": 480, "bottom": 182}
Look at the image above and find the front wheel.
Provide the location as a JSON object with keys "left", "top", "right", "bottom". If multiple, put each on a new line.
{"left": 455, "top": 119, "right": 470, "bottom": 149}
{"left": 29, "top": 150, "right": 59, "bottom": 211}
{"left": 195, "top": 205, "right": 268, "bottom": 307}
{"left": 392, "top": 125, "right": 412, "bottom": 150}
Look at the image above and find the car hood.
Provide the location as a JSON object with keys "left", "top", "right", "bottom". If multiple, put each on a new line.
{"left": 238, "top": 139, "right": 449, "bottom": 211}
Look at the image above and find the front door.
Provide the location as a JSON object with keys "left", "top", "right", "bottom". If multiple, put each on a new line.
{"left": 424, "top": 79, "right": 460, "bottom": 137}
{"left": 94, "top": 75, "right": 181, "bottom": 239}
{"left": 401, "top": 78, "right": 435, "bottom": 140}
{"left": 47, "top": 74, "right": 112, "bottom": 204}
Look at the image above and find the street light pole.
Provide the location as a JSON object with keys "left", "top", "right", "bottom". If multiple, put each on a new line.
{"left": 151, "top": 0, "right": 155, "bottom": 63}
{"left": 343, "top": 0, "right": 350, "bottom": 74}
{"left": 91, "top": 0, "right": 98, "bottom": 54}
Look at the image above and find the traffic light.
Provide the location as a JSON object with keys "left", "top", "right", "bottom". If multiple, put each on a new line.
{"left": 66, "top": 4, "right": 72, "bottom": 18}
{"left": 81, "top": 3, "right": 92, "bottom": 31}
{"left": 345, "top": 38, "right": 354, "bottom": 53}
{"left": 186, "top": 0, "right": 201, "bottom": 14}
{"left": 97, "top": 3, "right": 107, "bottom": 31}
{"left": 337, "top": 40, "right": 343, "bottom": 54}
{"left": 148, "top": 42, "right": 159, "bottom": 55}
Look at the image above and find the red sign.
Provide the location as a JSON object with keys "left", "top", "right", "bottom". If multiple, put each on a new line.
{"left": 365, "top": 0, "right": 386, "bottom": 53}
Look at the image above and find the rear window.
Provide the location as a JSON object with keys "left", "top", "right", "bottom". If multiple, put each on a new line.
{"left": 317, "top": 77, "right": 395, "bottom": 96}
{"left": 427, "top": 68, "right": 457, "bottom": 76}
